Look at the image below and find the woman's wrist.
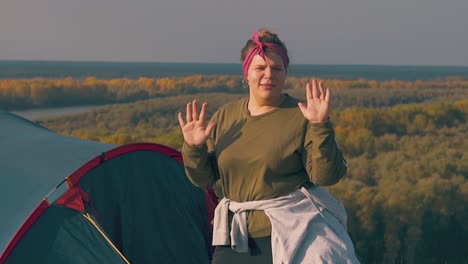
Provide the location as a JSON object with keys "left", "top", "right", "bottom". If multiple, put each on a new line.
{"left": 184, "top": 141, "right": 206, "bottom": 149}
{"left": 309, "top": 116, "right": 330, "bottom": 124}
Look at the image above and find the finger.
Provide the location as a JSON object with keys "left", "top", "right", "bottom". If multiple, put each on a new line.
{"left": 312, "top": 79, "right": 319, "bottom": 99}
{"left": 205, "top": 121, "right": 216, "bottom": 136}
{"left": 306, "top": 82, "right": 312, "bottom": 100}
{"left": 192, "top": 99, "right": 199, "bottom": 121}
{"left": 177, "top": 112, "right": 186, "bottom": 127}
{"left": 319, "top": 81, "right": 325, "bottom": 100}
{"left": 199, "top": 102, "right": 208, "bottom": 125}
{"left": 186, "top": 102, "right": 193, "bottom": 122}
{"left": 324, "top": 87, "right": 331, "bottom": 103}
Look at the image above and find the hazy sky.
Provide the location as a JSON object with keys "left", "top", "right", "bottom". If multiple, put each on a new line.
{"left": 1, "top": 0, "right": 467, "bottom": 65}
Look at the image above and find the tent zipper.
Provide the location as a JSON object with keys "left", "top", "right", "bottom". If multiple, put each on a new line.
{"left": 83, "top": 212, "right": 131, "bottom": 264}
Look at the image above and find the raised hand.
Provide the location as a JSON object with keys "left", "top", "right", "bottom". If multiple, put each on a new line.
{"left": 178, "top": 100, "right": 215, "bottom": 146}
{"left": 297, "top": 79, "right": 330, "bottom": 123}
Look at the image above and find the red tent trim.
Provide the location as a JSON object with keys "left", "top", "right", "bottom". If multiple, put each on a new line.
{"left": 67, "top": 143, "right": 183, "bottom": 187}
{"left": 54, "top": 186, "right": 86, "bottom": 212}
{"left": 0, "top": 200, "right": 49, "bottom": 263}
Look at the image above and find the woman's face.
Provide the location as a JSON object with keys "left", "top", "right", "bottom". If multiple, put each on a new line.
{"left": 246, "top": 50, "right": 286, "bottom": 102}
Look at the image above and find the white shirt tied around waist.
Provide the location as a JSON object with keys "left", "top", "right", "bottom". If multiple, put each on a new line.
{"left": 212, "top": 186, "right": 360, "bottom": 264}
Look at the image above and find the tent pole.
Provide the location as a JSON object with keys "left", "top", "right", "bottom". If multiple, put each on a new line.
{"left": 83, "top": 212, "right": 131, "bottom": 264}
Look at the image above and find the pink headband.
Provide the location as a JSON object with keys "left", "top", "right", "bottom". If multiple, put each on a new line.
{"left": 242, "top": 31, "right": 289, "bottom": 77}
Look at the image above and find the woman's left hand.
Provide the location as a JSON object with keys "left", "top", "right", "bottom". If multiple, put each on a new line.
{"left": 298, "top": 79, "right": 330, "bottom": 123}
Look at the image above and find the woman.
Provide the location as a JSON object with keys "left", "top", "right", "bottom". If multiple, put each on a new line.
{"left": 178, "top": 29, "right": 359, "bottom": 264}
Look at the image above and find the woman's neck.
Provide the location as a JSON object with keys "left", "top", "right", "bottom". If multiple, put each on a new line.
{"left": 248, "top": 94, "right": 285, "bottom": 116}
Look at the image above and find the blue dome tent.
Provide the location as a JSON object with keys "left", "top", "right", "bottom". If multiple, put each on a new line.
{"left": 0, "top": 111, "right": 213, "bottom": 263}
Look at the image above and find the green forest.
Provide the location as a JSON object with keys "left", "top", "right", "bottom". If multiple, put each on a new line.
{"left": 2, "top": 76, "right": 467, "bottom": 263}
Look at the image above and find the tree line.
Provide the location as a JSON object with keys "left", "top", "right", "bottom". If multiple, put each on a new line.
{"left": 1, "top": 75, "right": 468, "bottom": 110}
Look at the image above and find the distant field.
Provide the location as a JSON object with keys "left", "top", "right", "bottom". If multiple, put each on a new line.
{"left": 12, "top": 105, "right": 107, "bottom": 120}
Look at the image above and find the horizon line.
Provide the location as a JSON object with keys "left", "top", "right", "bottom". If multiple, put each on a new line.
{"left": 0, "top": 59, "right": 467, "bottom": 68}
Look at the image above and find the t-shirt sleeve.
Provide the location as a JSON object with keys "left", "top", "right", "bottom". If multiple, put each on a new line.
{"left": 302, "top": 120, "right": 348, "bottom": 186}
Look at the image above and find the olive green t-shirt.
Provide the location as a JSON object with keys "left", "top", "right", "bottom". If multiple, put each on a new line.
{"left": 182, "top": 95, "right": 347, "bottom": 237}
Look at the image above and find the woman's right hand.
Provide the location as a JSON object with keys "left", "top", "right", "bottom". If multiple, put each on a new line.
{"left": 178, "top": 100, "right": 215, "bottom": 147}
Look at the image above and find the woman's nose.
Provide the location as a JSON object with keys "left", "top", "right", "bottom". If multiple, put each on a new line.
{"left": 264, "top": 67, "right": 272, "bottom": 78}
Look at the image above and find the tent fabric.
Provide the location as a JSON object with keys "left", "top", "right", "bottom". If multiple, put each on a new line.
{"left": 0, "top": 111, "right": 114, "bottom": 253}
{"left": 0, "top": 111, "right": 213, "bottom": 263}
{"left": 5, "top": 205, "right": 127, "bottom": 264}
